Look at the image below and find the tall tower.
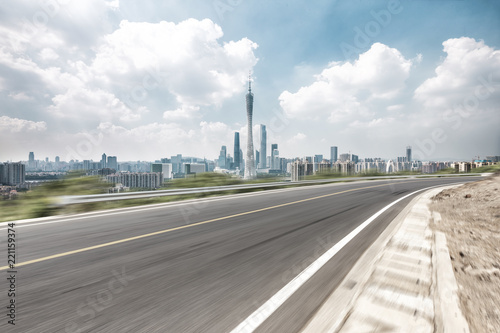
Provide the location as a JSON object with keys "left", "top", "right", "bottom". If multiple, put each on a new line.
{"left": 406, "top": 146, "right": 412, "bottom": 162}
{"left": 244, "top": 73, "right": 256, "bottom": 179}
{"left": 233, "top": 132, "right": 240, "bottom": 170}
{"left": 101, "top": 153, "right": 107, "bottom": 168}
{"left": 259, "top": 124, "right": 267, "bottom": 168}
{"left": 330, "top": 146, "right": 338, "bottom": 164}
{"left": 28, "top": 152, "right": 35, "bottom": 170}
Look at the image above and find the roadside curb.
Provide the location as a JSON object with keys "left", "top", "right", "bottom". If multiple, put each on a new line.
{"left": 433, "top": 224, "right": 470, "bottom": 332}
{"left": 301, "top": 189, "right": 430, "bottom": 333}
{"left": 301, "top": 185, "right": 470, "bottom": 333}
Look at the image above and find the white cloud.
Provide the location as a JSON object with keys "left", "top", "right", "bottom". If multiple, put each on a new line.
{"left": 97, "top": 122, "right": 194, "bottom": 143}
{"left": 163, "top": 105, "right": 200, "bottom": 122}
{"left": 279, "top": 43, "right": 412, "bottom": 123}
{"left": 288, "top": 132, "right": 307, "bottom": 143}
{"left": 91, "top": 19, "right": 258, "bottom": 108}
{"left": 105, "top": 0, "right": 120, "bottom": 10}
{"left": 0, "top": 116, "right": 46, "bottom": 132}
{"left": 39, "top": 48, "right": 60, "bottom": 61}
{"left": 414, "top": 37, "right": 500, "bottom": 110}
{"left": 386, "top": 104, "right": 403, "bottom": 111}
{"left": 0, "top": 12, "right": 260, "bottom": 160}
{"left": 47, "top": 88, "right": 144, "bottom": 123}
{"left": 200, "top": 121, "right": 230, "bottom": 134}
{"left": 348, "top": 118, "right": 395, "bottom": 129}
{"left": 8, "top": 91, "right": 33, "bottom": 101}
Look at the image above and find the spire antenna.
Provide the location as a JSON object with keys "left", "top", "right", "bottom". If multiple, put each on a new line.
{"left": 248, "top": 71, "right": 252, "bottom": 92}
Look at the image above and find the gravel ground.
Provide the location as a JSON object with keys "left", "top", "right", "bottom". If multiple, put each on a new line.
{"left": 431, "top": 173, "right": 500, "bottom": 333}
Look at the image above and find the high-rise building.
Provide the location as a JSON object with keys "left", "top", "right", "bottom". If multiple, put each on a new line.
{"left": 290, "top": 159, "right": 314, "bottom": 181}
{"left": 260, "top": 124, "right": 267, "bottom": 168}
{"left": 83, "top": 160, "right": 91, "bottom": 170}
{"left": 244, "top": 74, "right": 256, "bottom": 179}
{"left": 170, "top": 154, "right": 182, "bottom": 174}
{"left": 339, "top": 153, "right": 350, "bottom": 162}
{"left": 314, "top": 155, "right": 323, "bottom": 163}
{"left": 28, "top": 152, "right": 35, "bottom": 170}
{"left": 406, "top": 146, "right": 412, "bottom": 162}
{"left": 0, "top": 162, "right": 25, "bottom": 185}
{"left": 330, "top": 146, "right": 338, "bottom": 163}
{"left": 55, "top": 156, "right": 60, "bottom": 163}
{"left": 218, "top": 145, "right": 227, "bottom": 169}
{"left": 107, "top": 156, "right": 118, "bottom": 170}
{"left": 106, "top": 172, "right": 162, "bottom": 189}
{"left": 234, "top": 132, "right": 241, "bottom": 170}
{"left": 101, "top": 153, "right": 107, "bottom": 168}
{"left": 272, "top": 149, "right": 279, "bottom": 170}
{"left": 151, "top": 163, "right": 172, "bottom": 181}
{"left": 270, "top": 144, "right": 278, "bottom": 169}
{"left": 314, "top": 154, "right": 323, "bottom": 172}
{"left": 185, "top": 163, "right": 206, "bottom": 175}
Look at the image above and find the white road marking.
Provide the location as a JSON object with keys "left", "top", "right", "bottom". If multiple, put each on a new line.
{"left": 230, "top": 185, "right": 448, "bottom": 332}
{"left": 0, "top": 179, "right": 398, "bottom": 230}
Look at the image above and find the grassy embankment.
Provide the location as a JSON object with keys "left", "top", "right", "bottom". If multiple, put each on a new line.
{"left": 0, "top": 172, "right": 289, "bottom": 222}
{"left": 1, "top": 165, "right": 496, "bottom": 222}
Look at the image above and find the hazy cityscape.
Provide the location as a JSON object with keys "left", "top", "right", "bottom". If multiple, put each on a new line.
{"left": 1, "top": 1, "right": 499, "bottom": 333}
{"left": 2, "top": 66, "right": 498, "bottom": 191}
{"left": 1, "top": 74, "right": 498, "bottom": 190}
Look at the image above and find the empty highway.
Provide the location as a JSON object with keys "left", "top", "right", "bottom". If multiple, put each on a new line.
{"left": 0, "top": 177, "right": 480, "bottom": 333}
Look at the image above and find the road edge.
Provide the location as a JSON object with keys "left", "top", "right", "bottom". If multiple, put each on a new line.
{"left": 300, "top": 188, "right": 428, "bottom": 332}
{"left": 432, "top": 212, "right": 470, "bottom": 333}
{"left": 301, "top": 184, "right": 470, "bottom": 333}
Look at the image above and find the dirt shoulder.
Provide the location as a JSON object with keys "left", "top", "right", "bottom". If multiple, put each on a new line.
{"left": 430, "top": 173, "right": 500, "bottom": 333}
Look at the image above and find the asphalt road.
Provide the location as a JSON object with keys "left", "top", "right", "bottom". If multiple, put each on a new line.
{"left": 0, "top": 176, "right": 481, "bottom": 333}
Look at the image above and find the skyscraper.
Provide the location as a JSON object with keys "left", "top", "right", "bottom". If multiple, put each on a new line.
{"left": 330, "top": 146, "right": 338, "bottom": 164}
{"left": 107, "top": 156, "right": 118, "bottom": 170}
{"left": 270, "top": 144, "right": 278, "bottom": 169}
{"left": 0, "top": 162, "right": 25, "bottom": 185}
{"left": 101, "top": 153, "right": 107, "bottom": 168}
{"left": 218, "top": 145, "right": 227, "bottom": 169}
{"left": 234, "top": 132, "right": 241, "bottom": 170}
{"left": 406, "top": 146, "right": 412, "bottom": 162}
{"left": 244, "top": 74, "right": 256, "bottom": 179}
{"left": 28, "top": 152, "right": 35, "bottom": 170}
{"left": 260, "top": 124, "right": 267, "bottom": 168}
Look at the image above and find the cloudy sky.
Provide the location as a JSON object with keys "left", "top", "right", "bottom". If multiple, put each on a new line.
{"left": 1, "top": 0, "right": 499, "bottom": 163}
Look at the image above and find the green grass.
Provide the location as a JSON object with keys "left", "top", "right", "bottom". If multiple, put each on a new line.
{"left": 163, "top": 172, "right": 286, "bottom": 189}
{"left": 0, "top": 171, "right": 109, "bottom": 222}
{"left": 0, "top": 172, "right": 292, "bottom": 222}
{"left": 2, "top": 166, "right": 493, "bottom": 223}
{"left": 472, "top": 164, "right": 500, "bottom": 173}
{"left": 164, "top": 173, "right": 242, "bottom": 189}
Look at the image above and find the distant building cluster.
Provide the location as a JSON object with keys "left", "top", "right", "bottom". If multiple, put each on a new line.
{"left": 9, "top": 148, "right": 499, "bottom": 190}
{"left": 106, "top": 172, "right": 162, "bottom": 189}
{"left": 0, "top": 162, "right": 25, "bottom": 186}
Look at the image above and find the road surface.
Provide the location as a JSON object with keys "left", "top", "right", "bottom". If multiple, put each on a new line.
{"left": 0, "top": 177, "right": 480, "bottom": 332}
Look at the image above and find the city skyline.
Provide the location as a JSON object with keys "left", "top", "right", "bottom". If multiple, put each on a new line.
{"left": 0, "top": 1, "right": 499, "bottom": 162}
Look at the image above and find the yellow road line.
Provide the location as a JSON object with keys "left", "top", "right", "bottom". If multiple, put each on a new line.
{"left": 0, "top": 181, "right": 413, "bottom": 271}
